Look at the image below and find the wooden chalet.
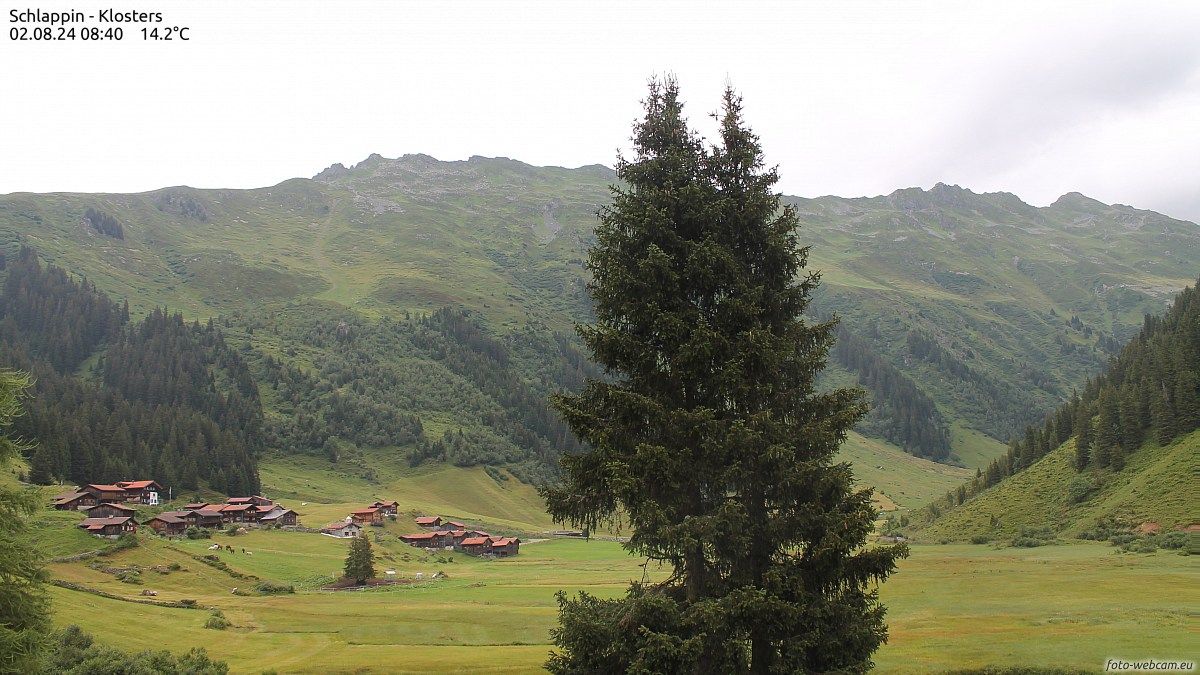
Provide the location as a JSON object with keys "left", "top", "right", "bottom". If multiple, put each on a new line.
{"left": 351, "top": 507, "right": 383, "bottom": 526}
{"left": 146, "top": 512, "right": 188, "bottom": 536}
{"left": 400, "top": 532, "right": 438, "bottom": 548}
{"left": 445, "top": 520, "right": 466, "bottom": 529}
{"left": 80, "top": 503, "right": 136, "bottom": 519}
{"left": 83, "top": 484, "right": 129, "bottom": 503}
{"left": 321, "top": 522, "right": 364, "bottom": 538}
{"left": 227, "top": 495, "right": 274, "bottom": 508}
{"left": 370, "top": 500, "right": 399, "bottom": 515}
{"left": 184, "top": 508, "right": 226, "bottom": 529}
{"left": 52, "top": 491, "right": 97, "bottom": 511}
{"left": 78, "top": 516, "right": 136, "bottom": 538}
{"left": 115, "top": 480, "right": 164, "bottom": 505}
{"left": 490, "top": 537, "right": 520, "bottom": 557}
{"left": 414, "top": 516, "right": 441, "bottom": 528}
{"left": 459, "top": 536, "right": 492, "bottom": 555}
{"left": 258, "top": 507, "right": 298, "bottom": 526}
{"left": 219, "top": 503, "right": 258, "bottom": 523}
{"left": 183, "top": 502, "right": 209, "bottom": 511}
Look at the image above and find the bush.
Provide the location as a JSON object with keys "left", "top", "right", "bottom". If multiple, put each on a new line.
{"left": 969, "top": 534, "right": 991, "bottom": 545}
{"left": 168, "top": 562, "right": 183, "bottom": 571}
{"left": 1155, "top": 532, "right": 1189, "bottom": 550}
{"left": 186, "top": 527, "right": 212, "bottom": 540}
{"left": 1010, "top": 537, "right": 1045, "bottom": 548}
{"left": 1108, "top": 533, "right": 1136, "bottom": 546}
{"left": 115, "top": 570, "right": 142, "bottom": 585}
{"left": 1065, "top": 475, "right": 1097, "bottom": 504}
{"left": 179, "top": 599, "right": 197, "bottom": 607}
{"left": 225, "top": 525, "right": 241, "bottom": 536}
{"left": 204, "top": 610, "right": 231, "bottom": 630}
{"left": 253, "top": 580, "right": 295, "bottom": 595}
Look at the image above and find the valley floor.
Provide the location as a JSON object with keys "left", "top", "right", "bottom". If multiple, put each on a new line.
{"left": 46, "top": 530, "right": 1195, "bottom": 674}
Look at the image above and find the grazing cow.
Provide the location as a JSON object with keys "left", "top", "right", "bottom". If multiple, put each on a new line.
{"left": 208, "top": 544, "right": 220, "bottom": 550}
{"left": 241, "top": 548, "right": 246, "bottom": 554}
{"left": 226, "top": 545, "right": 234, "bottom": 553}
{"left": 246, "top": 551, "right": 253, "bottom": 556}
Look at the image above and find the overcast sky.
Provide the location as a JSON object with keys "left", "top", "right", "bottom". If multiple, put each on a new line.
{"left": 3, "top": 0, "right": 1199, "bottom": 221}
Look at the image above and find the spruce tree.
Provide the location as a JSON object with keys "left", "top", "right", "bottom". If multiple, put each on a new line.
{"left": 543, "top": 78, "right": 905, "bottom": 674}
{"left": 0, "top": 369, "right": 49, "bottom": 674}
{"left": 1093, "top": 387, "right": 1121, "bottom": 468}
{"left": 343, "top": 534, "right": 375, "bottom": 585}
{"left": 1073, "top": 403, "right": 1093, "bottom": 471}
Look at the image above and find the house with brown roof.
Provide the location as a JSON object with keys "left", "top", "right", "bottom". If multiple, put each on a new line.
{"left": 52, "top": 491, "right": 97, "bottom": 511}
{"left": 370, "top": 500, "right": 399, "bottom": 516}
{"left": 80, "top": 503, "right": 136, "bottom": 519}
{"left": 459, "top": 536, "right": 493, "bottom": 555}
{"left": 83, "top": 484, "right": 129, "bottom": 503}
{"left": 322, "top": 522, "right": 364, "bottom": 538}
{"left": 78, "top": 516, "right": 136, "bottom": 538}
{"left": 219, "top": 503, "right": 258, "bottom": 523}
{"left": 490, "top": 537, "right": 520, "bottom": 557}
{"left": 445, "top": 520, "right": 467, "bottom": 529}
{"left": 351, "top": 507, "right": 383, "bottom": 526}
{"left": 115, "top": 480, "right": 164, "bottom": 505}
{"left": 183, "top": 508, "right": 225, "bottom": 529}
{"left": 145, "top": 512, "right": 188, "bottom": 536}
{"left": 400, "top": 532, "right": 438, "bottom": 547}
{"left": 414, "top": 516, "right": 442, "bottom": 528}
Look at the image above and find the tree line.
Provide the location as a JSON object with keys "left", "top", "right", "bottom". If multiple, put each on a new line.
{"left": 930, "top": 278, "right": 1199, "bottom": 511}
{"left": 0, "top": 248, "right": 261, "bottom": 494}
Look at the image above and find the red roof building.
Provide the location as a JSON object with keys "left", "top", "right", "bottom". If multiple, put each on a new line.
{"left": 414, "top": 516, "right": 441, "bottom": 528}
{"left": 78, "top": 516, "right": 137, "bottom": 538}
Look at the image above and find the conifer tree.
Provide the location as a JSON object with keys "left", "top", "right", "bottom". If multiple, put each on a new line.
{"left": 343, "top": 534, "right": 375, "bottom": 585}
{"left": 543, "top": 78, "right": 905, "bottom": 674}
{"left": 0, "top": 369, "right": 49, "bottom": 674}
{"left": 1073, "top": 403, "right": 1093, "bottom": 471}
{"left": 1093, "top": 388, "right": 1121, "bottom": 468}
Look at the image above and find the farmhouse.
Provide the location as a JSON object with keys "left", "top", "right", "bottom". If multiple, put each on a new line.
{"left": 414, "top": 516, "right": 441, "bottom": 528}
{"left": 321, "top": 522, "right": 364, "bottom": 538}
{"left": 490, "top": 537, "right": 520, "bottom": 557}
{"left": 258, "top": 507, "right": 299, "bottom": 526}
{"left": 83, "top": 484, "right": 129, "bottom": 503}
{"left": 52, "top": 491, "right": 97, "bottom": 510}
{"left": 78, "top": 516, "right": 137, "bottom": 538}
{"left": 145, "top": 512, "right": 188, "bottom": 536}
{"left": 115, "top": 480, "right": 163, "bottom": 505}
{"left": 458, "top": 535, "right": 492, "bottom": 555}
{"left": 399, "top": 532, "right": 438, "bottom": 547}
{"left": 370, "top": 500, "right": 399, "bottom": 515}
{"left": 350, "top": 507, "right": 383, "bottom": 526}
{"left": 80, "top": 502, "right": 136, "bottom": 519}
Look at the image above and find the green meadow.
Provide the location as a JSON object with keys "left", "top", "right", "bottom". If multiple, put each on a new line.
{"left": 44, "top": 528, "right": 1195, "bottom": 674}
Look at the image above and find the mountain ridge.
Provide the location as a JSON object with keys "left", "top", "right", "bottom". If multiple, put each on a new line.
{"left": 2, "top": 153, "right": 1196, "bottom": 471}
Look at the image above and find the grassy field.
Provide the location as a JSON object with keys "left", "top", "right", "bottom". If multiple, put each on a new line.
{"left": 43, "top": 528, "right": 1196, "bottom": 674}
{"left": 917, "top": 429, "right": 1200, "bottom": 542}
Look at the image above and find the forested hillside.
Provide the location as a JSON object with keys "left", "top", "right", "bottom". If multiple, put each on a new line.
{"left": 0, "top": 248, "right": 261, "bottom": 493}
{"left": 916, "top": 280, "right": 1199, "bottom": 538}
{"left": 1, "top": 154, "right": 1196, "bottom": 473}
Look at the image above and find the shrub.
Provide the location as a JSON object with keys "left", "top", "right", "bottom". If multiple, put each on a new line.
{"left": 115, "top": 570, "right": 142, "bottom": 585}
{"left": 179, "top": 599, "right": 197, "bottom": 607}
{"left": 225, "top": 525, "right": 241, "bottom": 536}
{"left": 1010, "top": 537, "right": 1046, "bottom": 548}
{"left": 969, "top": 534, "right": 991, "bottom": 545}
{"left": 204, "top": 610, "right": 231, "bottom": 630}
{"left": 1065, "top": 475, "right": 1097, "bottom": 504}
{"left": 1108, "top": 533, "right": 1136, "bottom": 546}
{"left": 1156, "top": 532, "right": 1189, "bottom": 550}
{"left": 168, "top": 562, "right": 183, "bottom": 571}
{"left": 186, "top": 527, "right": 212, "bottom": 540}
{"left": 253, "top": 580, "right": 295, "bottom": 595}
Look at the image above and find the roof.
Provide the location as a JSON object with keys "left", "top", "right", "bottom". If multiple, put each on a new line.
{"left": 226, "top": 497, "right": 254, "bottom": 504}
{"left": 323, "top": 522, "right": 359, "bottom": 531}
{"left": 449, "top": 530, "right": 467, "bottom": 537}
{"left": 183, "top": 503, "right": 209, "bottom": 510}
{"left": 401, "top": 532, "right": 436, "bottom": 540}
{"left": 371, "top": 500, "right": 398, "bottom": 507}
{"left": 86, "top": 484, "right": 126, "bottom": 493}
{"left": 158, "top": 510, "right": 192, "bottom": 519}
{"left": 491, "top": 538, "right": 513, "bottom": 547}
{"left": 195, "top": 509, "right": 225, "bottom": 517}
{"left": 82, "top": 503, "right": 135, "bottom": 512}
{"left": 53, "top": 491, "right": 89, "bottom": 503}
{"left": 221, "top": 504, "right": 253, "bottom": 511}
{"left": 116, "top": 480, "right": 160, "bottom": 489}
{"left": 351, "top": 507, "right": 380, "bottom": 515}
{"left": 259, "top": 508, "right": 296, "bottom": 520}
{"left": 461, "top": 536, "right": 490, "bottom": 546}
{"left": 149, "top": 513, "right": 185, "bottom": 524}
{"left": 79, "top": 516, "right": 133, "bottom": 530}
{"left": 446, "top": 521, "right": 466, "bottom": 528}
{"left": 414, "top": 516, "right": 441, "bottom": 525}
{"left": 468, "top": 531, "right": 490, "bottom": 538}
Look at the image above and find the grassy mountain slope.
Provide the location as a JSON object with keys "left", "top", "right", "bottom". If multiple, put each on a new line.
{"left": 3, "top": 154, "right": 1197, "bottom": 472}
{"left": 915, "top": 429, "right": 1197, "bottom": 541}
